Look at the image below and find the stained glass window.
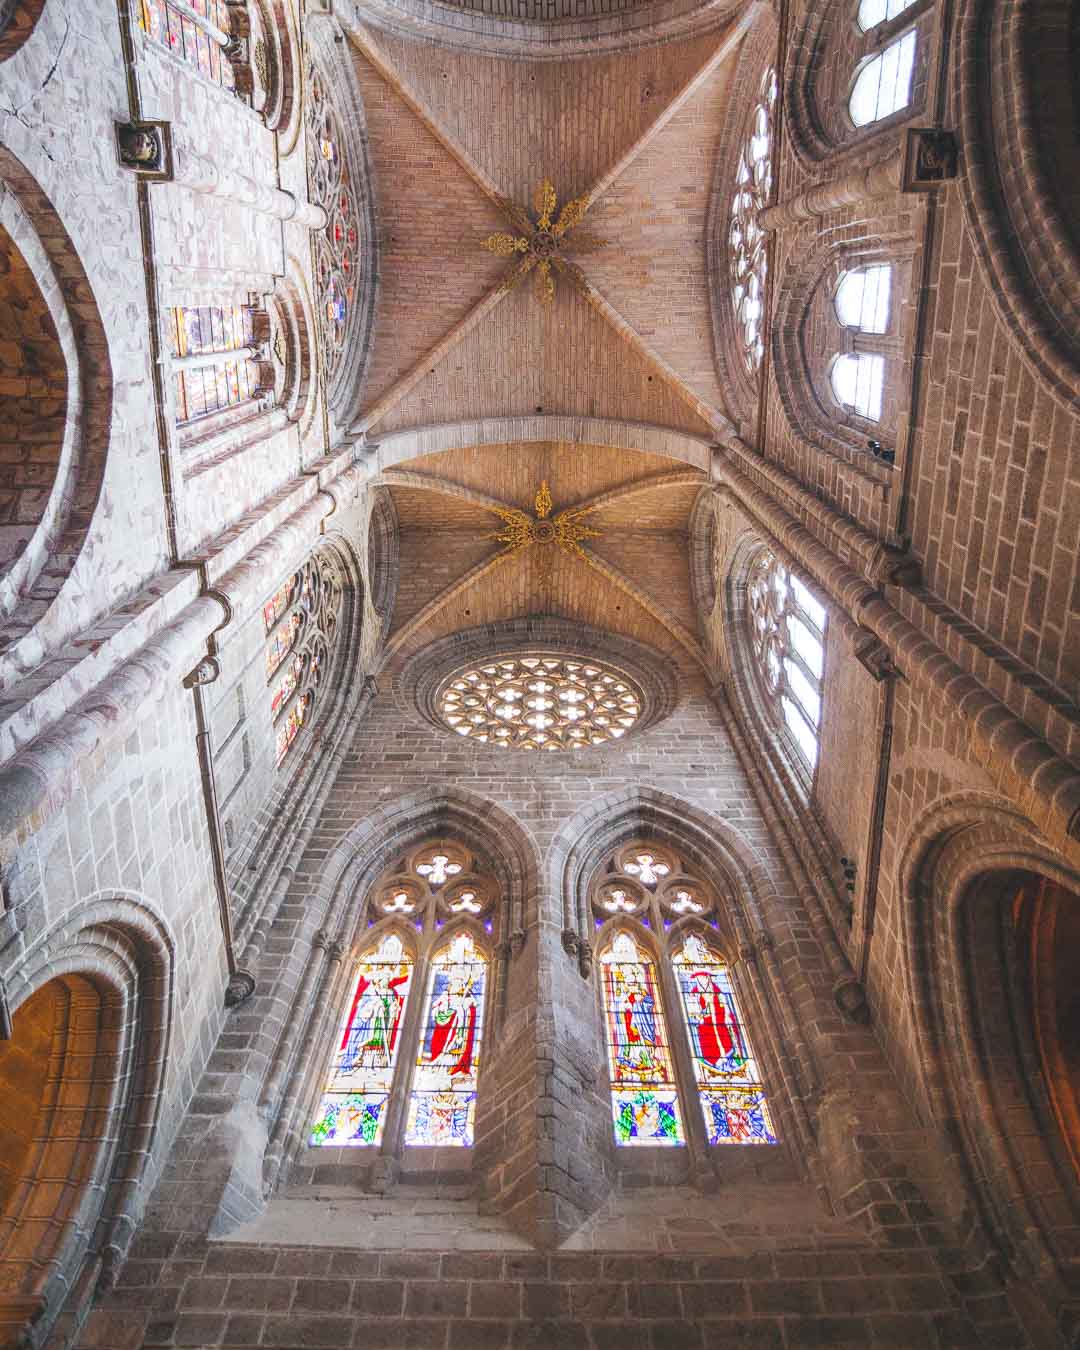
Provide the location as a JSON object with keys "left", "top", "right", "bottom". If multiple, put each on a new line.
{"left": 437, "top": 655, "right": 645, "bottom": 750}
{"left": 673, "top": 935, "right": 777, "bottom": 1145}
{"left": 309, "top": 934, "right": 414, "bottom": 1148}
{"left": 849, "top": 31, "right": 917, "bottom": 127}
{"left": 262, "top": 549, "right": 343, "bottom": 767}
{"left": 600, "top": 932, "right": 684, "bottom": 1147}
{"left": 137, "top": 0, "right": 237, "bottom": 90}
{"left": 306, "top": 63, "right": 362, "bottom": 387}
{"left": 729, "top": 66, "right": 777, "bottom": 375}
{"left": 405, "top": 933, "right": 487, "bottom": 1147}
{"left": 748, "top": 550, "right": 827, "bottom": 771}
{"left": 168, "top": 305, "right": 265, "bottom": 425}
{"left": 310, "top": 846, "right": 497, "bottom": 1154}
{"left": 590, "top": 845, "right": 777, "bottom": 1150}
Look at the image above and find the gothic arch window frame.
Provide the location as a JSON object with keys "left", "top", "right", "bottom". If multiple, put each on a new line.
{"left": 307, "top": 839, "right": 499, "bottom": 1157}
{"left": 745, "top": 546, "right": 828, "bottom": 783}
{"left": 168, "top": 273, "right": 316, "bottom": 474}
{"left": 784, "top": 0, "right": 934, "bottom": 166}
{"left": 707, "top": 15, "right": 779, "bottom": 426}
{"left": 132, "top": 0, "right": 253, "bottom": 100}
{"left": 262, "top": 545, "right": 345, "bottom": 768}
{"left": 770, "top": 238, "right": 913, "bottom": 479}
{"left": 304, "top": 28, "right": 378, "bottom": 427}
{"left": 589, "top": 840, "right": 779, "bottom": 1157}
{"left": 901, "top": 810, "right": 1080, "bottom": 1313}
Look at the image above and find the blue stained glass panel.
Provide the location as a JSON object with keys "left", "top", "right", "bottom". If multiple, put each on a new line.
{"left": 612, "top": 1090, "right": 683, "bottom": 1147}
{"left": 701, "top": 1088, "right": 777, "bottom": 1145}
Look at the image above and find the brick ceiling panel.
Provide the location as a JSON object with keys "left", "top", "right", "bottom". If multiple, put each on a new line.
{"left": 363, "top": 29, "right": 733, "bottom": 207}
{"left": 404, "top": 442, "right": 679, "bottom": 511}
{"left": 371, "top": 279, "right": 715, "bottom": 437}
{"left": 584, "top": 56, "right": 738, "bottom": 423}
{"left": 386, "top": 541, "right": 692, "bottom": 675}
{"left": 351, "top": 49, "right": 509, "bottom": 413}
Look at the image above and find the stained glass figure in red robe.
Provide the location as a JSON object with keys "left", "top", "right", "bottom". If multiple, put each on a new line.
{"left": 405, "top": 932, "right": 487, "bottom": 1146}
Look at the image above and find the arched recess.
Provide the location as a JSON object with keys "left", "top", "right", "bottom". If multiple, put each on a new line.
{"left": 0, "top": 0, "right": 45, "bottom": 60}
{"left": 0, "top": 896, "right": 173, "bottom": 1349}
{"left": 770, "top": 234, "right": 913, "bottom": 479}
{"left": 551, "top": 786, "right": 819, "bottom": 1188}
{"left": 707, "top": 9, "right": 779, "bottom": 430}
{"left": 955, "top": 0, "right": 1080, "bottom": 408}
{"left": 256, "top": 788, "right": 541, "bottom": 1194}
{"left": 900, "top": 797, "right": 1080, "bottom": 1334}
{"left": 0, "top": 149, "right": 111, "bottom": 662}
{"left": 784, "top": 0, "right": 935, "bottom": 167}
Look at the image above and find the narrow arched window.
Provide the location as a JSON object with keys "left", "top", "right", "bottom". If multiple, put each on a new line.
{"left": 405, "top": 931, "right": 488, "bottom": 1146}
{"left": 591, "top": 843, "right": 778, "bottom": 1151}
{"left": 136, "top": 0, "right": 239, "bottom": 91}
{"left": 831, "top": 352, "right": 885, "bottom": 420}
{"left": 835, "top": 265, "right": 892, "bottom": 333}
{"left": 748, "top": 549, "right": 827, "bottom": 771}
{"left": 856, "top": 0, "right": 916, "bottom": 32}
{"left": 310, "top": 842, "right": 495, "bottom": 1152}
{"left": 600, "top": 930, "right": 684, "bottom": 1147}
{"left": 168, "top": 303, "right": 273, "bottom": 428}
{"left": 310, "top": 933, "right": 415, "bottom": 1148}
{"left": 849, "top": 30, "right": 917, "bottom": 126}
{"left": 261, "top": 548, "right": 343, "bottom": 766}
{"left": 673, "top": 934, "right": 777, "bottom": 1144}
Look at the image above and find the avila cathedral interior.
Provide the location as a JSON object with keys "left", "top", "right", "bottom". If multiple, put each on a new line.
{"left": 1, "top": 0, "right": 1078, "bottom": 1345}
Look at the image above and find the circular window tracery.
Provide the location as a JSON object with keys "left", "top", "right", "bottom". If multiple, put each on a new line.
{"left": 436, "top": 655, "right": 646, "bottom": 750}
{"left": 729, "top": 66, "right": 777, "bottom": 375}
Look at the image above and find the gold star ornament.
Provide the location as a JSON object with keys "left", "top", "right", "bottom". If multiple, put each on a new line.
{"left": 481, "top": 179, "right": 606, "bottom": 304}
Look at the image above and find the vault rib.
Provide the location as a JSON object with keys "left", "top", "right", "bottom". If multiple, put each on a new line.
{"left": 382, "top": 548, "right": 513, "bottom": 661}
{"left": 576, "top": 544, "right": 711, "bottom": 672}
{"left": 582, "top": 7, "right": 758, "bottom": 207}
{"left": 375, "top": 470, "right": 520, "bottom": 517}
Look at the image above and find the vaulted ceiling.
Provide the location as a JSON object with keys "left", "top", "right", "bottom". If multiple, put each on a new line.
{"left": 344, "top": 10, "right": 754, "bottom": 671}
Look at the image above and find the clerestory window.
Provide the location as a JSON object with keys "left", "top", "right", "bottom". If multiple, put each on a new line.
{"left": 747, "top": 549, "right": 827, "bottom": 771}
{"left": 849, "top": 29, "right": 917, "bottom": 127}
{"left": 835, "top": 264, "right": 893, "bottom": 333}
{"left": 136, "top": 0, "right": 239, "bottom": 92}
{"left": 261, "top": 548, "right": 343, "bottom": 766}
{"left": 310, "top": 843, "right": 494, "bottom": 1150}
{"left": 592, "top": 844, "right": 778, "bottom": 1149}
{"left": 830, "top": 352, "right": 885, "bottom": 421}
{"left": 729, "top": 66, "right": 778, "bottom": 376}
{"left": 168, "top": 303, "right": 272, "bottom": 428}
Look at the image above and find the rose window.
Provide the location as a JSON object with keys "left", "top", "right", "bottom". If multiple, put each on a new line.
{"left": 437, "top": 655, "right": 646, "bottom": 750}
{"left": 729, "top": 66, "right": 777, "bottom": 375}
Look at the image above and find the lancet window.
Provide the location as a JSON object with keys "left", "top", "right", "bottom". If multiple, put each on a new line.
{"left": 261, "top": 548, "right": 343, "bottom": 765}
{"left": 310, "top": 842, "right": 495, "bottom": 1151}
{"left": 729, "top": 66, "right": 778, "bottom": 375}
{"left": 850, "top": 31, "right": 916, "bottom": 126}
{"left": 168, "top": 303, "right": 273, "bottom": 427}
{"left": 591, "top": 843, "right": 777, "bottom": 1150}
{"left": 747, "top": 549, "right": 827, "bottom": 771}
{"left": 136, "top": 0, "right": 238, "bottom": 91}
